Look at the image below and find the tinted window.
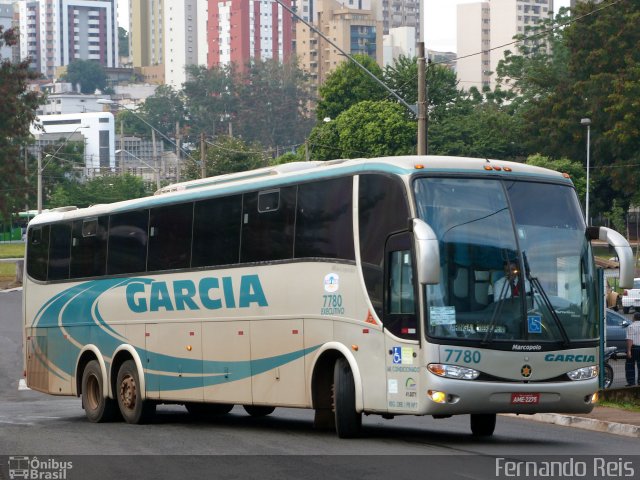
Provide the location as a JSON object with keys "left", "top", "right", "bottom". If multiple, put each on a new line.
{"left": 107, "top": 210, "right": 149, "bottom": 274}
{"left": 48, "top": 223, "right": 72, "bottom": 280}
{"left": 295, "top": 177, "right": 354, "bottom": 260}
{"left": 359, "top": 174, "right": 409, "bottom": 317}
{"left": 70, "top": 217, "right": 108, "bottom": 278}
{"left": 192, "top": 195, "right": 242, "bottom": 267}
{"left": 27, "top": 225, "right": 50, "bottom": 281}
{"left": 241, "top": 187, "right": 296, "bottom": 262}
{"left": 148, "top": 203, "right": 193, "bottom": 271}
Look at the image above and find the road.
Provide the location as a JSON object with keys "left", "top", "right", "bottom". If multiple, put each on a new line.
{"left": 1, "top": 290, "right": 639, "bottom": 480}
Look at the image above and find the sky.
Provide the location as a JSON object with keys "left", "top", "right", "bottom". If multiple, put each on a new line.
{"left": 424, "top": 0, "right": 571, "bottom": 52}
{"left": 116, "top": 0, "right": 572, "bottom": 54}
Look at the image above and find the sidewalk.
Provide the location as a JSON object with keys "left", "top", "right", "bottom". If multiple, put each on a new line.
{"left": 505, "top": 387, "right": 640, "bottom": 438}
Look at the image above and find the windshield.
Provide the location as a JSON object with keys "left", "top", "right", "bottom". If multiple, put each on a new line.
{"left": 414, "top": 177, "right": 597, "bottom": 346}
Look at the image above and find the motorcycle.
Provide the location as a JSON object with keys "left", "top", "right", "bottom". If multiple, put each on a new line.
{"left": 603, "top": 346, "right": 618, "bottom": 389}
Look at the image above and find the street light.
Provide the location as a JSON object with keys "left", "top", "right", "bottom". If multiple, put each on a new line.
{"left": 38, "top": 125, "right": 89, "bottom": 213}
{"left": 581, "top": 117, "right": 591, "bottom": 224}
{"left": 115, "top": 149, "right": 161, "bottom": 190}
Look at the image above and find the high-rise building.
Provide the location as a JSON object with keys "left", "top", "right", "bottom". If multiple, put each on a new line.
{"left": 164, "top": 0, "right": 207, "bottom": 88}
{"left": 0, "top": 0, "right": 17, "bottom": 61}
{"left": 381, "top": 0, "right": 420, "bottom": 39}
{"left": 456, "top": 0, "right": 554, "bottom": 91}
{"left": 296, "top": 0, "right": 382, "bottom": 90}
{"left": 18, "top": 0, "right": 118, "bottom": 79}
{"left": 129, "top": 0, "right": 164, "bottom": 68}
{"left": 207, "top": 0, "right": 293, "bottom": 69}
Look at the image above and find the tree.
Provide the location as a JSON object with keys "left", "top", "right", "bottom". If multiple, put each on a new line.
{"left": 140, "top": 85, "right": 186, "bottom": 139}
{"left": 0, "top": 27, "right": 44, "bottom": 219}
{"left": 49, "top": 174, "right": 151, "bottom": 209}
{"left": 183, "top": 64, "right": 237, "bottom": 137}
{"left": 235, "top": 59, "right": 314, "bottom": 150}
{"left": 498, "top": 1, "right": 640, "bottom": 217}
{"left": 182, "top": 135, "right": 267, "bottom": 180}
{"left": 384, "top": 56, "right": 460, "bottom": 120}
{"left": 63, "top": 59, "right": 108, "bottom": 94}
{"left": 118, "top": 27, "right": 129, "bottom": 58}
{"left": 316, "top": 55, "right": 387, "bottom": 121}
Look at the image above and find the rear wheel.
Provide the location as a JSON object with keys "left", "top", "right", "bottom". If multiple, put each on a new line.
{"left": 81, "top": 360, "right": 117, "bottom": 423}
{"left": 470, "top": 413, "right": 496, "bottom": 437}
{"left": 623, "top": 306, "right": 630, "bottom": 314}
{"left": 186, "top": 402, "right": 234, "bottom": 416}
{"left": 243, "top": 405, "right": 276, "bottom": 417}
{"left": 116, "top": 360, "right": 155, "bottom": 424}
{"left": 333, "top": 358, "right": 362, "bottom": 438}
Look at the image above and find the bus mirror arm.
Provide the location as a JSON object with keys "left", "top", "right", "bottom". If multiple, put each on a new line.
{"left": 412, "top": 218, "right": 440, "bottom": 285}
{"left": 595, "top": 226, "right": 634, "bottom": 289}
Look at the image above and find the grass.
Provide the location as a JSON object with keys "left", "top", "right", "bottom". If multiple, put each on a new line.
{"left": 598, "top": 400, "right": 640, "bottom": 412}
{"left": 0, "top": 243, "right": 24, "bottom": 259}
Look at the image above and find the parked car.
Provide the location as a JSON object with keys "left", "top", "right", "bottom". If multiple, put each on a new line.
{"left": 621, "top": 277, "right": 640, "bottom": 314}
{"left": 605, "top": 308, "right": 630, "bottom": 355}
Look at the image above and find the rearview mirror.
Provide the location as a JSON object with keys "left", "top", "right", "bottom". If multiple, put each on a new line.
{"left": 592, "top": 226, "right": 634, "bottom": 289}
{"left": 412, "top": 218, "right": 440, "bottom": 285}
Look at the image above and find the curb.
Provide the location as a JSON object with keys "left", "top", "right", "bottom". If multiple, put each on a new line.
{"left": 503, "top": 413, "right": 640, "bottom": 438}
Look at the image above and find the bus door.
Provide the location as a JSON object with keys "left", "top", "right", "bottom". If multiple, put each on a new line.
{"left": 383, "top": 232, "right": 421, "bottom": 414}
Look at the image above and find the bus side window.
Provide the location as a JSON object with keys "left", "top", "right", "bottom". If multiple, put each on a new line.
{"left": 192, "top": 195, "right": 242, "bottom": 268}
{"left": 26, "top": 225, "right": 50, "bottom": 281}
{"left": 47, "top": 223, "right": 72, "bottom": 281}
{"left": 107, "top": 210, "right": 149, "bottom": 275}
{"left": 148, "top": 203, "right": 193, "bottom": 271}
{"left": 70, "top": 217, "right": 108, "bottom": 278}
{"left": 384, "top": 233, "right": 418, "bottom": 340}
{"left": 241, "top": 186, "right": 296, "bottom": 263}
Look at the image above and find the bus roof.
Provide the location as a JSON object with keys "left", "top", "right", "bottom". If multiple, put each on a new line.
{"left": 29, "top": 156, "right": 573, "bottom": 226}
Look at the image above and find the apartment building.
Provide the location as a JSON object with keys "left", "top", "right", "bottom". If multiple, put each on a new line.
{"left": 456, "top": 0, "right": 555, "bottom": 91}
{"left": 208, "top": 0, "right": 293, "bottom": 68}
{"left": 18, "top": 0, "right": 118, "bottom": 79}
{"left": 296, "top": 0, "right": 382, "bottom": 89}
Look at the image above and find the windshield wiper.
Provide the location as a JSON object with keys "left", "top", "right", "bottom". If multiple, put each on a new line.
{"left": 522, "top": 252, "right": 570, "bottom": 347}
{"left": 482, "top": 257, "right": 513, "bottom": 345}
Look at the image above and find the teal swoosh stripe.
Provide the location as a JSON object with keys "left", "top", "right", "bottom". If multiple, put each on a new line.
{"left": 33, "top": 279, "right": 322, "bottom": 391}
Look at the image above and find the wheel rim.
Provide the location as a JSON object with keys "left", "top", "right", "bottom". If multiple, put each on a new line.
{"left": 119, "top": 374, "right": 137, "bottom": 411}
{"left": 86, "top": 374, "right": 101, "bottom": 411}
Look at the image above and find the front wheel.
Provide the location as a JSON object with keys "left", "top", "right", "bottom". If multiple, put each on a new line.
{"left": 81, "top": 360, "right": 118, "bottom": 423}
{"left": 333, "top": 358, "right": 362, "bottom": 438}
{"left": 116, "top": 360, "right": 155, "bottom": 424}
{"left": 470, "top": 413, "right": 496, "bottom": 437}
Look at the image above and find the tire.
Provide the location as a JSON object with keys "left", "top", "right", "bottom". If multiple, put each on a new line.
{"left": 243, "top": 405, "right": 276, "bottom": 417}
{"left": 333, "top": 357, "right": 362, "bottom": 438}
{"left": 470, "top": 413, "right": 496, "bottom": 437}
{"left": 623, "top": 306, "right": 630, "bottom": 314}
{"left": 604, "top": 363, "right": 614, "bottom": 389}
{"left": 186, "top": 402, "right": 234, "bottom": 416}
{"left": 116, "top": 360, "right": 155, "bottom": 424}
{"left": 81, "top": 360, "right": 118, "bottom": 423}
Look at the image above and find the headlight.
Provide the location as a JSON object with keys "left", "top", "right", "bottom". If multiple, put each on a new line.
{"left": 567, "top": 365, "right": 598, "bottom": 381}
{"left": 428, "top": 363, "right": 480, "bottom": 380}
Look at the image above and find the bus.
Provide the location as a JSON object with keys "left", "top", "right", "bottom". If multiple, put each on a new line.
{"left": 23, "top": 156, "right": 635, "bottom": 437}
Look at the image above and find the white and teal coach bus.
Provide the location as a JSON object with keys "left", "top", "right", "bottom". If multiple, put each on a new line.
{"left": 23, "top": 156, "right": 634, "bottom": 437}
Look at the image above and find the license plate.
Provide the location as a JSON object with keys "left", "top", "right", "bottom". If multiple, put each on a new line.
{"left": 511, "top": 393, "right": 540, "bottom": 404}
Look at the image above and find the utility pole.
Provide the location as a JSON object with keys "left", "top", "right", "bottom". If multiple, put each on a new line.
{"left": 200, "top": 132, "right": 207, "bottom": 179}
{"left": 151, "top": 129, "right": 160, "bottom": 191}
{"left": 37, "top": 148, "right": 42, "bottom": 214}
{"left": 176, "top": 121, "right": 181, "bottom": 183}
{"left": 417, "top": 42, "right": 427, "bottom": 156}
